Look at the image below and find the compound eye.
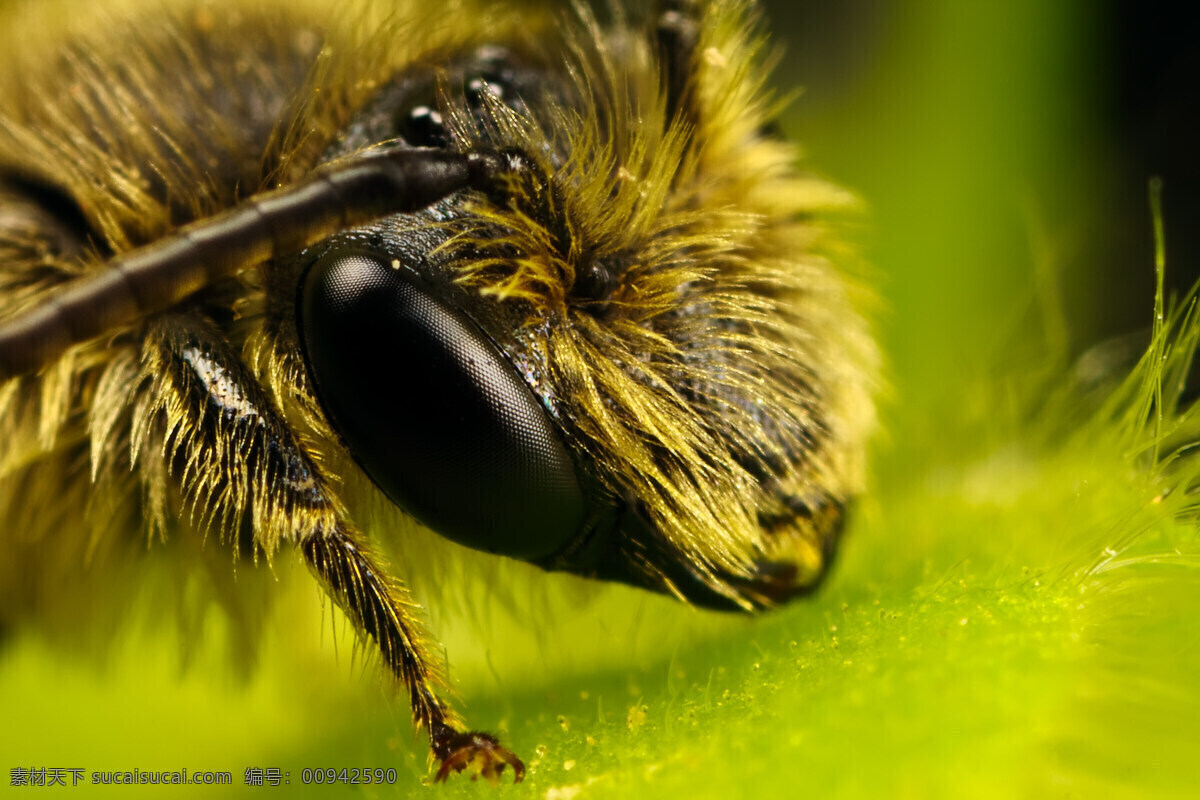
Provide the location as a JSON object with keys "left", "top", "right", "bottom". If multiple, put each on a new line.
{"left": 299, "top": 251, "right": 585, "bottom": 560}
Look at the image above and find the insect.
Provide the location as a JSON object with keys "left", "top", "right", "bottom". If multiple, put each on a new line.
{"left": 0, "top": 0, "right": 876, "bottom": 784}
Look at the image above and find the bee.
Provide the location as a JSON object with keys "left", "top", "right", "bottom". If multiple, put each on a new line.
{"left": 0, "top": 0, "right": 876, "bottom": 783}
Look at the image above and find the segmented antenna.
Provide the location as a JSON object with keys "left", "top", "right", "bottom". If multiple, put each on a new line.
{"left": 0, "top": 146, "right": 518, "bottom": 382}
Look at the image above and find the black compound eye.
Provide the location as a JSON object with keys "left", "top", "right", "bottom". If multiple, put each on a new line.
{"left": 299, "top": 251, "right": 585, "bottom": 560}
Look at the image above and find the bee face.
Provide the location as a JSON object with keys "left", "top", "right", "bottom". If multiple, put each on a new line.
{"left": 0, "top": 0, "right": 876, "bottom": 782}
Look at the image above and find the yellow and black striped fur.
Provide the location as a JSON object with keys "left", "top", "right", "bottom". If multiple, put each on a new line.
{"left": 0, "top": 0, "right": 876, "bottom": 782}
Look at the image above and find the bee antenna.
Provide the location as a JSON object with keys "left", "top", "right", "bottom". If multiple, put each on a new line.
{"left": 0, "top": 145, "right": 526, "bottom": 383}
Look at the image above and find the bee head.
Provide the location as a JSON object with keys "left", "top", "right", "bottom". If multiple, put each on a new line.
{"left": 291, "top": 3, "right": 876, "bottom": 610}
{"left": 0, "top": 0, "right": 875, "bottom": 612}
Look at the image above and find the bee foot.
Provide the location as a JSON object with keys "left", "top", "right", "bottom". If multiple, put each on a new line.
{"left": 432, "top": 729, "right": 525, "bottom": 785}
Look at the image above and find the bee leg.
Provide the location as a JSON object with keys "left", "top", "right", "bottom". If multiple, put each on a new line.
{"left": 143, "top": 315, "right": 523, "bottom": 783}
{"left": 303, "top": 532, "right": 523, "bottom": 785}
{"left": 432, "top": 731, "right": 526, "bottom": 785}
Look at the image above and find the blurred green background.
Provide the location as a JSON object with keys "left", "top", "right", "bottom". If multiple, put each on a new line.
{"left": 767, "top": 0, "right": 1181, "bottom": 416}
{"left": 3, "top": 1, "right": 1199, "bottom": 798}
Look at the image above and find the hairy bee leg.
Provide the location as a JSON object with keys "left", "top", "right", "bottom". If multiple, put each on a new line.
{"left": 301, "top": 530, "right": 521, "bottom": 784}
{"left": 143, "top": 315, "right": 523, "bottom": 782}
{"left": 432, "top": 731, "right": 526, "bottom": 785}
